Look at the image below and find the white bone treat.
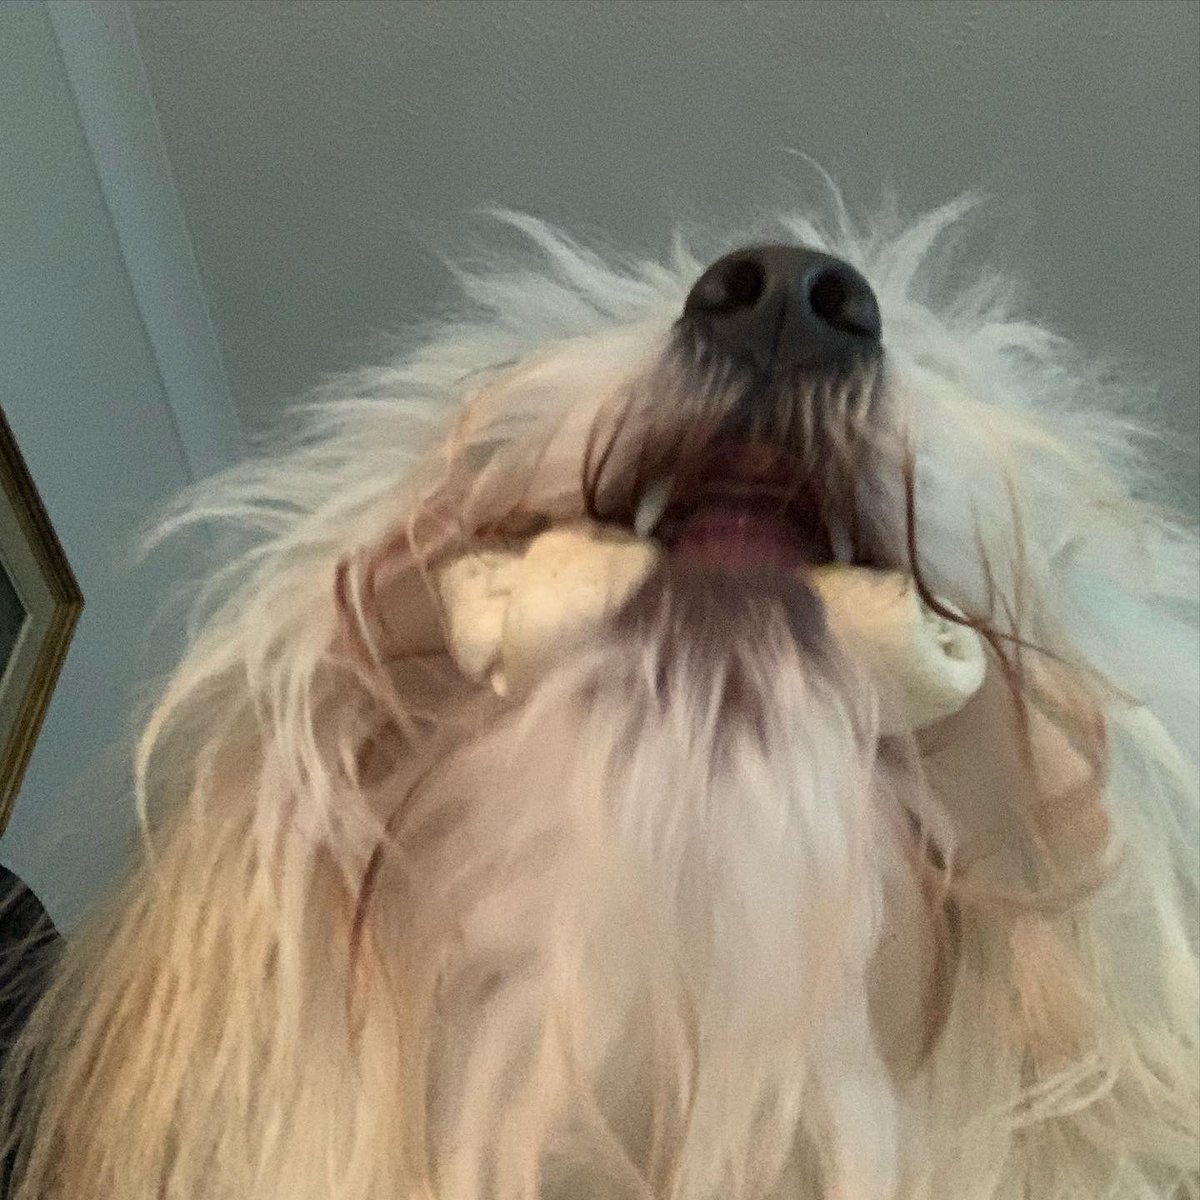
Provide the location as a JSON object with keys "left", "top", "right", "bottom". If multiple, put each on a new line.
{"left": 501, "top": 523, "right": 662, "bottom": 691}
{"left": 436, "top": 549, "right": 528, "bottom": 682}
{"left": 810, "top": 565, "right": 986, "bottom": 734}
{"left": 436, "top": 526, "right": 985, "bottom": 727}
{"left": 436, "top": 523, "right": 661, "bottom": 695}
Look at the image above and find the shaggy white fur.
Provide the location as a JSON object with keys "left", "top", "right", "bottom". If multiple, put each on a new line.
{"left": 2, "top": 198, "right": 1197, "bottom": 1200}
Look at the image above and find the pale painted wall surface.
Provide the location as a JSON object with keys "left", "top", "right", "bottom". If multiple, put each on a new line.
{"left": 0, "top": 2, "right": 235, "bottom": 926}
{"left": 133, "top": 0, "right": 1199, "bottom": 508}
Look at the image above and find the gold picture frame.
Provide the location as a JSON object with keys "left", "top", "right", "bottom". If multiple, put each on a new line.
{"left": 0, "top": 406, "right": 83, "bottom": 834}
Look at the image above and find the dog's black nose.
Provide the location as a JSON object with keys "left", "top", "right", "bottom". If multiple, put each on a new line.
{"left": 681, "top": 245, "right": 881, "bottom": 376}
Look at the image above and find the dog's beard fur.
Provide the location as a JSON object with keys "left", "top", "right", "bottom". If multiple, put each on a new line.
{"left": 3, "top": 201, "right": 1197, "bottom": 1200}
{"left": 377, "top": 566, "right": 902, "bottom": 1200}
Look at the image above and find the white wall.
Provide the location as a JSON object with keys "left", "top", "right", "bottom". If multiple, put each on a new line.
{"left": 132, "top": 0, "right": 1199, "bottom": 513}
{"left": 0, "top": 2, "right": 240, "bottom": 927}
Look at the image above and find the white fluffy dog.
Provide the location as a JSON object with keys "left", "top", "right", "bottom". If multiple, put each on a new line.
{"left": 3, "top": 199, "right": 1198, "bottom": 1200}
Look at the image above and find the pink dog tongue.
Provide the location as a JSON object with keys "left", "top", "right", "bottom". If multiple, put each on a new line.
{"left": 670, "top": 505, "right": 814, "bottom": 571}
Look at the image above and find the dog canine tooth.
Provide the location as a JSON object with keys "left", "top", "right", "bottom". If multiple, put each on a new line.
{"left": 633, "top": 475, "right": 674, "bottom": 538}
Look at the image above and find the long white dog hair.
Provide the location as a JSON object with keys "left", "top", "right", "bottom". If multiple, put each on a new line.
{"left": 3, "top": 197, "right": 1197, "bottom": 1199}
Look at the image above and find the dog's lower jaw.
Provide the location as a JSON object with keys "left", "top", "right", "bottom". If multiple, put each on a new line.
{"left": 413, "top": 562, "right": 945, "bottom": 1199}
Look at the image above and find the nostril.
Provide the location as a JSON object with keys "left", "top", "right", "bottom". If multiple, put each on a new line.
{"left": 689, "top": 257, "right": 766, "bottom": 315}
{"left": 808, "top": 268, "right": 881, "bottom": 341}
{"left": 719, "top": 259, "right": 766, "bottom": 311}
{"left": 808, "top": 269, "right": 850, "bottom": 325}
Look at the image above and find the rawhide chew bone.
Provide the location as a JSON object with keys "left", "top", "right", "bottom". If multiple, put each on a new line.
{"left": 436, "top": 525, "right": 986, "bottom": 728}
{"left": 436, "top": 522, "right": 661, "bottom": 695}
{"left": 810, "top": 565, "right": 986, "bottom": 734}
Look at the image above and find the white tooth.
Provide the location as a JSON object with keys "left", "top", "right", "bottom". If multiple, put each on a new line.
{"left": 633, "top": 476, "right": 674, "bottom": 538}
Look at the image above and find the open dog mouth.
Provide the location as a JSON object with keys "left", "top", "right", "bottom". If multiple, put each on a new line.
{"left": 432, "top": 418, "right": 988, "bottom": 737}
{"left": 630, "top": 440, "right": 840, "bottom": 572}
